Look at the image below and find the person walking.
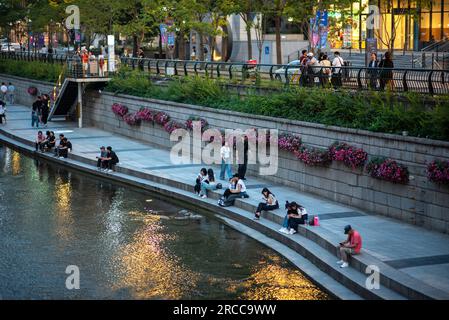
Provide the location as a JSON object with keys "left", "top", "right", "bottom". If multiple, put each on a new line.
{"left": 31, "top": 96, "right": 42, "bottom": 128}
{"left": 220, "top": 141, "right": 232, "bottom": 180}
{"left": 1, "top": 83, "right": 8, "bottom": 102}
{"left": 40, "top": 94, "right": 50, "bottom": 127}
{"left": 7, "top": 83, "right": 15, "bottom": 105}
{"left": 367, "top": 52, "right": 379, "bottom": 89}
{"left": 379, "top": 51, "right": 394, "bottom": 91}
{"left": 337, "top": 225, "right": 362, "bottom": 268}
{"left": 331, "top": 51, "right": 344, "bottom": 88}
{"left": 0, "top": 100, "right": 6, "bottom": 124}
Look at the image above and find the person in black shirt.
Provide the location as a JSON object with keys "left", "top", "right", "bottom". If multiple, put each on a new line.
{"left": 237, "top": 137, "right": 249, "bottom": 180}
{"left": 40, "top": 94, "right": 50, "bottom": 127}
{"left": 57, "top": 137, "right": 72, "bottom": 158}
{"left": 379, "top": 51, "right": 394, "bottom": 91}
{"left": 103, "top": 146, "right": 119, "bottom": 172}
{"left": 42, "top": 131, "right": 56, "bottom": 151}
{"left": 31, "top": 96, "right": 42, "bottom": 128}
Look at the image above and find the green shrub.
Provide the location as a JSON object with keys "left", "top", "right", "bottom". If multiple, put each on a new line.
{"left": 0, "top": 59, "right": 62, "bottom": 82}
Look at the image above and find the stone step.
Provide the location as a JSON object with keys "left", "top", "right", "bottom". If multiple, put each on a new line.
{"left": 0, "top": 128, "right": 428, "bottom": 299}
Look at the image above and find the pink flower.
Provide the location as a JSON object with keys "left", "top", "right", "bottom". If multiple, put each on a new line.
{"left": 111, "top": 103, "right": 128, "bottom": 117}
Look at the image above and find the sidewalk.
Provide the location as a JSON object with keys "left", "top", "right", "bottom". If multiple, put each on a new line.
{"left": 2, "top": 105, "right": 449, "bottom": 299}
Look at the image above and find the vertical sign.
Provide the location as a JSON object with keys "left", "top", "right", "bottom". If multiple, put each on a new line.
{"left": 160, "top": 24, "right": 167, "bottom": 46}
{"left": 108, "top": 35, "right": 115, "bottom": 72}
{"left": 365, "top": 38, "right": 378, "bottom": 66}
{"left": 319, "top": 10, "right": 328, "bottom": 49}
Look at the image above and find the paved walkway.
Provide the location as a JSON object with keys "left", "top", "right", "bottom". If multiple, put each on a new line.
{"left": 2, "top": 105, "right": 449, "bottom": 299}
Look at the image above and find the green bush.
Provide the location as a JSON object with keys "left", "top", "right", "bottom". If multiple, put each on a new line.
{"left": 103, "top": 70, "right": 449, "bottom": 141}
{"left": 0, "top": 59, "right": 63, "bottom": 82}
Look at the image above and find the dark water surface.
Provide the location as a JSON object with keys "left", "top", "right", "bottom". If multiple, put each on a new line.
{"left": 0, "top": 145, "right": 328, "bottom": 300}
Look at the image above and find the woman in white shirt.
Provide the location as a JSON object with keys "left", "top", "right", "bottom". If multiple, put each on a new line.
{"left": 194, "top": 168, "right": 208, "bottom": 195}
{"left": 255, "top": 188, "right": 279, "bottom": 220}
{"left": 199, "top": 169, "right": 222, "bottom": 198}
{"left": 218, "top": 174, "right": 249, "bottom": 207}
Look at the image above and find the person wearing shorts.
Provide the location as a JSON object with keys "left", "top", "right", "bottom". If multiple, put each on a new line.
{"left": 337, "top": 225, "right": 362, "bottom": 268}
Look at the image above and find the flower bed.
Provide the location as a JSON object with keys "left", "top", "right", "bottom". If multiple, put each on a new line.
{"left": 185, "top": 116, "right": 208, "bottom": 132}
{"left": 427, "top": 160, "right": 449, "bottom": 184}
{"left": 164, "top": 120, "right": 186, "bottom": 134}
{"left": 111, "top": 103, "right": 128, "bottom": 117}
{"left": 154, "top": 111, "right": 170, "bottom": 126}
{"left": 329, "top": 142, "right": 368, "bottom": 170}
{"left": 277, "top": 133, "right": 302, "bottom": 152}
{"left": 366, "top": 157, "right": 409, "bottom": 184}
{"left": 123, "top": 112, "right": 141, "bottom": 126}
{"left": 27, "top": 86, "right": 38, "bottom": 96}
{"left": 294, "top": 146, "right": 331, "bottom": 167}
{"left": 136, "top": 107, "right": 154, "bottom": 122}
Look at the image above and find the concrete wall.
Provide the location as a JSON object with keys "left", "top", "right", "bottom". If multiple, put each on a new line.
{"left": 0, "top": 74, "right": 54, "bottom": 107}
{"left": 3, "top": 73, "right": 449, "bottom": 233}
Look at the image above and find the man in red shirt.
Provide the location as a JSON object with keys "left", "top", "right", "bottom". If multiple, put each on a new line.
{"left": 337, "top": 225, "right": 362, "bottom": 268}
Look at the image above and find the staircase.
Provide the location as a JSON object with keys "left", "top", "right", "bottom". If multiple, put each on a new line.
{"left": 48, "top": 79, "right": 79, "bottom": 121}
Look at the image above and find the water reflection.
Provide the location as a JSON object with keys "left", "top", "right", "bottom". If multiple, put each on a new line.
{"left": 0, "top": 145, "right": 329, "bottom": 300}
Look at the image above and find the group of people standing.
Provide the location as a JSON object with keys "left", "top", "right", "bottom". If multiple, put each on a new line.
{"left": 31, "top": 95, "right": 50, "bottom": 128}
{"left": 0, "top": 82, "right": 15, "bottom": 125}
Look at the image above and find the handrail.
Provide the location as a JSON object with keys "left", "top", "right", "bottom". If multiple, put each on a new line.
{"left": 1, "top": 52, "right": 448, "bottom": 95}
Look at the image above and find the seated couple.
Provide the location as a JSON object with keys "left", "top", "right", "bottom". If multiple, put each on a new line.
{"left": 218, "top": 174, "right": 249, "bottom": 207}
{"left": 53, "top": 134, "right": 72, "bottom": 159}
{"left": 35, "top": 130, "right": 56, "bottom": 152}
{"left": 96, "top": 146, "right": 119, "bottom": 172}
{"left": 279, "top": 201, "right": 308, "bottom": 235}
{"left": 194, "top": 168, "right": 222, "bottom": 198}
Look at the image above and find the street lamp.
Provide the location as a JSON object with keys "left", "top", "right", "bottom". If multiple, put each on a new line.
{"left": 27, "top": 19, "right": 32, "bottom": 59}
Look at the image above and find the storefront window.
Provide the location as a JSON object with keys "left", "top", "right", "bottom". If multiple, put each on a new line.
{"left": 432, "top": 12, "right": 443, "bottom": 40}
{"left": 420, "top": 12, "right": 431, "bottom": 41}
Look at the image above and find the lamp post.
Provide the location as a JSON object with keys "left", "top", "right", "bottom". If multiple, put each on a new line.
{"left": 27, "top": 19, "right": 32, "bottom": 59}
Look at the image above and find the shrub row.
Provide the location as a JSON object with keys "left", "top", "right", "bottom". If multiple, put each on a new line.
{"left": 0, "top": 59, "right": 63, "bottom": 82}
{"left": 105, "top": 68, "right": 449, "bottom": 142}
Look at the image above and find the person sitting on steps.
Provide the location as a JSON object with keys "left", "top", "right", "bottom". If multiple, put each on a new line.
{"left": 218, "top": 174, "right": 249, "bottom": 207}
{"left": 199, "top": 168, "right": 222, "bottom": 199}
{"left": 279, "top": 201, "right": 308, "bottom": 235}
{"left": 101, "top": 146, "right": 119, "bottom": 172}
{"left": 254, "top": 188, "right": 279, "bottom": 220}
{"left": 337, "top": 225, "right": 362, "bottom": 268}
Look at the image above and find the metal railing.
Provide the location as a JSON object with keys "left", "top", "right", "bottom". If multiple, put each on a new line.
{"left": 0, "top": 52, "right": 113, "bottom": 78}
{"left": 119, "top": 57, "right": 449, "bottom": 95}
{"left": 1, "top": 52, "right": 448, "bottom": 95}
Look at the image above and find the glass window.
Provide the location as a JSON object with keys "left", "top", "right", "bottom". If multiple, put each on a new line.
{"left": 444, "top": 12, "right": 449, "bottom": 39}
{"left": 420, "top": 12, "right": 431, "bottom": 41}
{"left": 432, "top": 0, "right": 442, "bottom": 11}
{"left": 432, "top": 12, "right": 443, "bottom": 40}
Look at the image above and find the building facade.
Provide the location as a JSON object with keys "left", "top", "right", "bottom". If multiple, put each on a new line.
{"left": 329, "top": 0, "right": 449, "bottom": 51}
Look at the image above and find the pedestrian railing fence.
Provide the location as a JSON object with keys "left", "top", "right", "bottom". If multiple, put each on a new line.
{"left": 1, "top": 52, "right": 448, "bottom": 95}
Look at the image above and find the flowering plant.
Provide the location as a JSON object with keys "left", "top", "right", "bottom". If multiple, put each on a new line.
{"left": 277, "top": 133, "right": 302, "bottom": 153}
{"left": 123, "top": 112, "right": 141, "bottom": 126}
{"left": 366, "top": 157, "right": 409, "bottom": 184}
{"left": 185, "top": 116, "right": 209, "bottom": 132}
{"left": 164, "top": 120, "right": 186, "bottom": 134}
{"left": 136, "top": 108, "right": 154, "bottom": 122}
{"left": 294, "top": 146, "right": 331, "bottom": 167}
{"left": 427, "top": 160, "right": 449, "bottom": 184}
{"left": 111, "top": 103, "right": 128, "bottom": 117}
{"left": 154, "top": 111, "right": 170, "bottom": 125}
{"left": 329, "top": 142, "right": 368, "bottom": 170}
{"left": 28, "top": 86, "right": 38, "bottom": 96}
